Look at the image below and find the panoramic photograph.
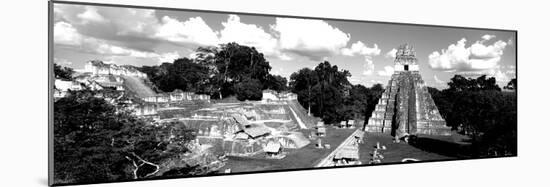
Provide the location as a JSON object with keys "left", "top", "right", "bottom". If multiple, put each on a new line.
{"left": 50, "top": 2, "right": 517, "bottom": 185}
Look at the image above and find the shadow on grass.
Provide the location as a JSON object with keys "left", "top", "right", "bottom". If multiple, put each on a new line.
{"left": 409, "top": 136, "right": 472, "bottom": 159}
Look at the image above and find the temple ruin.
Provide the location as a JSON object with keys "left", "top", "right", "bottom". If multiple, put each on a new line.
{"left": 365, "top": 44, "right": 451, "bottom": 138}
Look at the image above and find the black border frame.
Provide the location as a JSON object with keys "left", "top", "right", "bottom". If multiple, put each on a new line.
{"left": 48, "top": 0, "right": 518, "bottom": 186}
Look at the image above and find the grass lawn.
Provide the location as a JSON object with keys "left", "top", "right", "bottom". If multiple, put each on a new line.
{"left": 219, "top": 126, "right": 356, "bottom": 173}
{"left": 358, "top": 132, "right": 471, "bottom": 164}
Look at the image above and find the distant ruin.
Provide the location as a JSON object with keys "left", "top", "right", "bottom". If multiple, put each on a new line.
{"left": 84, "top": 60, "right": 148, "bottom": 78}
{"left": 365, "top": 44, "right": 451, "bottom": 138}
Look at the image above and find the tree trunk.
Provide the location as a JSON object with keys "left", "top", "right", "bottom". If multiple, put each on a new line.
{"left": 125, "top": 153, "right": 160, "bottom": 179}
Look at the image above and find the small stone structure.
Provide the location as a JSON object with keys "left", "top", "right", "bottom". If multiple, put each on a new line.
{"left": 365, "top": 44, "right": 451, "bottom": 138}
{"left": 261, "top": 90, "right": 298, "bottom": 102}
{"left": 143, "top": 89, "right": 211, "bottom": 103}
{"left": 84, "top": 60, "right": 147, "bottom": 78}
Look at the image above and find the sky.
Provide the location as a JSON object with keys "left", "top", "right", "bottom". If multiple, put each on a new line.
{"left": 52, "top": 3, "right": 516, "bottom": 89}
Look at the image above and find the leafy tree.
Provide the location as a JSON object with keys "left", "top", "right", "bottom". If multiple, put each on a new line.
{"left": 504, "top": 78, "right": 517, "bottom": 90}
{"left": 54, "top": 90, "right": 197, "bottom": 183}
{"left": 448, "top": 75, "right": 501, "bottom": 92}
{"left": 233, "top": 78, "right": 263, "bottom": 101}
{"left": 139, "top": 58, "right": 209, "bottom": 93}
{"left": 194, "top": 42, "right": 272, "bottom": 98}
{"left": 343, "top": 84, "right": 369, "bottom": 121}
{"left": 54, "top": 63, "right": 74, "bottom": 80}
{"left": 290, "top": 68, "right": 318, "bottom": 115}
{"left": 264, "top": 74, "right": 288, "bottom": 92}
{"left": 429, "top": 75, "right": 517, "bottom": 157}
{"left": 290, "top": 61, "right": 351, "bottom": 123}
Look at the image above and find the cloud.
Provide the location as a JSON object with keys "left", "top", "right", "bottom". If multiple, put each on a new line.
{"left": 428, "top": 36, "right": 508, "bottom": 72}
{"left": 341, "top": 41, "right": 380, "bottom": 56}
{"left": 158, "top": 51, "right": 181, "bottom": 63}
{"left": 339, "top": 41, "right": 380, "bottom": 76}
{"left": 481, "top": 34, "right": 496, "bottom": 41}
{"left": 54, "top": 58, "right": 73, "bottom": 65}
{"left": 385, "top": 48, "right": 397, "bottom": 59}
{"left": 155, "top": 16, "right": 219, "bottom": 47}
{"left": 377, "top": 66, "right": 394, "bottom": 76}
{"left": 455, "top": 64, "right": 516, "bottom": 86}
{"left": 55, "top": 4, "right": 390, "bottom": 67}
{"left": 54, "top": 4, "right": 220, "bottom": 52}
{"left": 54, "top": 21, "right": 166, "bottom": 61}
{"left": 54, "top": 22, "right": 83, "bottom": 46}
{"left": 219, "top": 15, "right": 283, "bottom": 59}
{"left": 362, "top": 57, "right": 375, "bottom": 75}
{"left": 271, "top": 17, "right": 350, "bottom": 61}
{"left": 470, "top": 40, "right": 507, "bottom": 59}
{"left": 434, "top": 75, "right": 445, "bottom": 84}
{"left": 77, "top": 6, "right": 107, "bottom": 24}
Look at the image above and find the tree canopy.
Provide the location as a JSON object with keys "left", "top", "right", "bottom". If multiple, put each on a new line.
{"left": 447, "top": 75, "right": 501, "bottom": 92}
{"left": 54, "top": 63, "right": 74, "bottom": 81}
{"left": 428, "top": 75, "right": 516, "bottom": 157}
{"left": 141, "top": 42, "right": 288, "bottom": 101}
{"left": 290, "top": 61, "right": 366, "bottom": 123}
{"left": 54, "top": 90, "right": 197, "bottom": 183}
{"left": 140, "top": 58, "right": 210, "bottom": 93}
{"left": 504, "top": 78, "right": 517, "bottom": 90}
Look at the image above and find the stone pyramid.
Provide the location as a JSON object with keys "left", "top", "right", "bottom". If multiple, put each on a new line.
{"left": 365, "top": 44, "right": 451, "bottom": 137}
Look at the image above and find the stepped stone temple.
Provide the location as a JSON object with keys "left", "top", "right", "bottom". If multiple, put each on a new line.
{"left": 365, "top": 44, "right": 451, "bottom": 138}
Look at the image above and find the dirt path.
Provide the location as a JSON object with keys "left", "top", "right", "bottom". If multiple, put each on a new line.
{"left": 314, "top": 129, "right": 362, "bottom": 167}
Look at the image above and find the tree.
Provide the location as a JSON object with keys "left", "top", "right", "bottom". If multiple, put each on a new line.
{"left": 53, "top": 90, "right": 197, "bottom": 183}
{"left": 54, "top": 63, "right": 74, "bottom": 80}
{"left": 429, "top": 75, "right": 517, "bottom": 157}
{"left": 290, "top": 68, "right": 318, "bottom": 115}
{"left": 233, "top": 78, "right": 263, "bottom": 101}
{"left": 194, "top": 42, "right": 272, "bottom": 99}
{"left": 504, "top": 78, "right": 517, "bottom": 90}
{"left": 290, "top": 61, "right": 351, "bottom": 123}
{"left": 344, "top": 84, "right": 369, "bottom": 121}
{"left": 448, "top": 75, "right": 501, "bottom": 92}
{"left": 264, "top": 74, "right": 288, "bottom": 92}
{"left": 139, "top": 58, "right": 209, "bottom": 93}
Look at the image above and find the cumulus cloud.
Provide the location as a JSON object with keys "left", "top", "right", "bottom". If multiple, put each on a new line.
{"left": 54, "top": 21, "right": 165, "bottom": 61}
{"left": 385, "top": 48, "right": 397, "bottom": 59}
{"left": 219, "top": 15, "right": 283, "bottom": 59}
{"left": 481, "top": 34, "right": 496, "bottom": 41}
{"left": 271, "top": 17, "right": 350, "bottom": 61}
{"left": 155, "top": 16, "right": 219, "bottom": 47}
{"left": 55, "top": 4, "right": 390, "bottom": 67}
{"left": 54, "top": 58, "right": 73, "bottom": 65}
{"left": 54, "top": 4, "right": 219, "bottom": 52}
{"left": 428, "top": 36, "right": 508, "bottom": 72}
{"left": 362, "top": 58, "right": 375, "bottom": 75}
{"left": 339, "top": 41, "right": 380, "bottom": 77}
{"left": 77, "top": 6, "right": 107, "bottom": 24}
{"left": 54, "top": 22, "right": 84, "bottom": 46}
{"left": 434, "top": 75, "right": 445, "bottom": 84}
{"left": 377, "top": 66, "right": 394, "bottom": 76}
{"left": 470, "top": 40, "right": 507, "bottom": 59}
{"left": 454, "top": 64, "right": 516, "bottom": 86}
{"left": 158, "top": 51, "right": 181, "bottom": 63}
{"left": 341, "top": 41, "right": 380, "bottom": 56}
